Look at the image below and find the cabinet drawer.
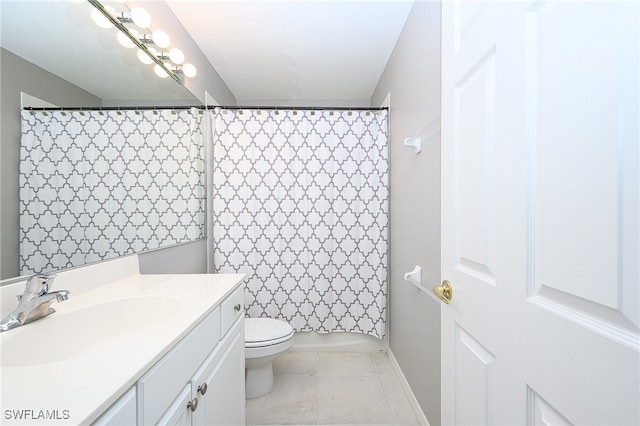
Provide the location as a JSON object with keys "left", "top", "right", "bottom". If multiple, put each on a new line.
{"left": 220, "top": 286, "right": 244, "bottom": 338}
{"left": 138, "top": 306, "right": 220, "bottom": 425}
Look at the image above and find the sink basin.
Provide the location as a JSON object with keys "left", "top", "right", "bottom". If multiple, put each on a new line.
{"left": 1, "top": 296, "right": 184, "bottom": 366}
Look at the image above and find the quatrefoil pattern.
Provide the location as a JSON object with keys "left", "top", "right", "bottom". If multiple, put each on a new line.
{"left": 211, "top": 109, "right": 389, "bottom": 339}
{"left": 19, "top": 109, "right": 206, "bottom": 275}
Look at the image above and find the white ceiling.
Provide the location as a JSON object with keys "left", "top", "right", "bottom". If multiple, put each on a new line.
{"left": 1, "top": 0, "right": 412, "bottom": 107}
{"left": 165, "top": 0, "right": 414, "bottom": 105}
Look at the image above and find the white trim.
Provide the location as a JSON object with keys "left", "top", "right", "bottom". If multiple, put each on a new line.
{"left": 290, "top": 331, "right": 386, "bottom": 352}
{"left": 20, "top": 92, "right": 57, "bottom": 109}
{"left": 380, "top": 91, "right": 391, "bottom": 352}
{"left": 204, "top": 90, "right": 218, "bottom": 273}
{"left": 387, "top": 349, "right": 430, "bottom": 426}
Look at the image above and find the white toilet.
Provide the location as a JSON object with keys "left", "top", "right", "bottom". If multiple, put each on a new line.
{"left": 244, "top": 318, "right": 294, "bottom": 399}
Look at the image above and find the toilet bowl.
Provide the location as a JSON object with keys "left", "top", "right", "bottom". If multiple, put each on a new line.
{"left": 245, "top": 318, "right": 294, "bottom": 399}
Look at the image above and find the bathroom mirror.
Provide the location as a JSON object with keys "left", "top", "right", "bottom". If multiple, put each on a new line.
{"left": 0, "top": 0, "right": 203, "bottom": 279}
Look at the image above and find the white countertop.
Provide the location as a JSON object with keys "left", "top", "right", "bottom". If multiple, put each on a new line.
{"left": 0, "top": 256, "right": 244, "bottom": 425}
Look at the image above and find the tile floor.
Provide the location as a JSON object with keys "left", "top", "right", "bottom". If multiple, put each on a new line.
{"left": 245, "top": 351, "right": 424, "bottom": 425}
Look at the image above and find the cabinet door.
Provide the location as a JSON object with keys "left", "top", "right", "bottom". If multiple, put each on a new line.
{"left": 138, "top": 307, "right": 220, "bottom": 424}
{"left": 156, "top": 384, "right": 193, "bottom": 426}
{"left": 193, "top": 319, "right": 245, "bottom": 426}
{"left": 92, "top": 387, "right": 136, "bottom": 426}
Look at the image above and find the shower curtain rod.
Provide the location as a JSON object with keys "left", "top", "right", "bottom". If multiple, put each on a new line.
{"left": 23, "top": 106, "right": 199, "bottom": 112}
{"left": 208, "top": 105, "right": 388, "bottom": 111}
{"left": 23, "top": 105, "right": 388, "bottom": 112}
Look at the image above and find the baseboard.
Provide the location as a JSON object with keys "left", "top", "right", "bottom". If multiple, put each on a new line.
{"left": 291, "top": 331, "right": 386, "bottom": 352}
{"left": 387, "top": 349, "right": 431, "bottom": 426}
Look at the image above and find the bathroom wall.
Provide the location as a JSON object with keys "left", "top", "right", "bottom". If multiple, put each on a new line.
{"left": 0, "top": 48, "right": 103, "bottom": 280}
{"left": 237, "top": 99, "right": 371, "bottom": 107}
{"left": 139, "top": 240, "right": 207, "bottom": 274}
{"left": 371, "top": 1, "right": 442, "bottom": 424}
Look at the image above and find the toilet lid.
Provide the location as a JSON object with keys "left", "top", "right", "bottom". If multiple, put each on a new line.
{"left": 245, "top": 318, "right": 294, "bottom": 345}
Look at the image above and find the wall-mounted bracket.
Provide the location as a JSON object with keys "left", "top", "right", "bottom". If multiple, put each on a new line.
{"left": 403, "top": 265, "right": 422, "bottom": 286}
{"left": 403, "top": 136, "right": 422, "bottom": 154}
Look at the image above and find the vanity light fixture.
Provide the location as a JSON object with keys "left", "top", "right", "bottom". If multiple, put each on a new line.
{"left": 117, "top": 29, "right": 137, "bottom": 48}
{"left": 137, "top": 48, "right": 155, "bottom": 65}
{"left": 91, "top": 6, "right": 114, "bottom": 28}
{"left": 88, "top": 0, "right": 197, "bottom": 83}
{"left": 152, "top": 30, "right": 171, "bottom": 49}
{"left": 130, "top": 6, "right": 151, "bottom": 29}
{"left": 182, "top": 63, "right": 197, "bottom": 78}
{"left": 154, "top": 64, "right": 170, "bottom": 78}
{"left": 169, "top": 48, "right": 185, "bottom": 65}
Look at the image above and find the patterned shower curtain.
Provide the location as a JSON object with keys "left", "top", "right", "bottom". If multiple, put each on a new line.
{"left": 211, "top": 108, "right": 389, "bottom": 339}
{"left": 19, "top": 108, "right": 205, "bottom": 275}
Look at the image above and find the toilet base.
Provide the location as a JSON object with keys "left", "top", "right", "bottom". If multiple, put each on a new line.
{"left": 245, "top": 361, "right": 274, "bottom": 399}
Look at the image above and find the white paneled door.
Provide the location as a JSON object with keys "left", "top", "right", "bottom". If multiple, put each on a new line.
{"left": 440, "top": 1, "right": 639, "bottom": 424}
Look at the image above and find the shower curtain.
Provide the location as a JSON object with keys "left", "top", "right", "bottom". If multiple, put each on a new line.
{"left": 211, "top": 108, "right": 389, "bottom": 339}
{"left": 19, "top": 108, "right": 205, "bottom": 275}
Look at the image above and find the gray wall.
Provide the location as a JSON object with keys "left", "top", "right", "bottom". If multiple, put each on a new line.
{"left": 371, "top": 2, "right": 442, "bottom": 424}
{"left": 0, "top": 48, "right": 102, "bottom": 279}
{"left": 139, "top": 239, "right": 207, "bottom": 274}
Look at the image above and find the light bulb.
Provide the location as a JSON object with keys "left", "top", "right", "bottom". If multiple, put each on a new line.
{"left": 154, "top": 64, "right": 169, "bottom": 79}
{"left": 137, "top": 49, "right": 154, "bottom": 65}
{"left": 169, "top": 48, "right": 184, "bottom": 65}
{"left": 91, "top": 7, "right": 113, "bottom": 28}
{"left": 182, "top": 63, "right": 197, "bottom": 78}
{"left": 130, "top": 7, "right": 151, "bottom": 29}
{"left": 152, "top": 30, "right": 170, "bottom": 49}
{"left": 117, "top": 30, "right": 137, "bottom": 49}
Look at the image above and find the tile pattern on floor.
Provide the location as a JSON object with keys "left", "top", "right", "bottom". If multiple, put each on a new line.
{"left": 246, "top": 351, "right": 423, "bottom": 425}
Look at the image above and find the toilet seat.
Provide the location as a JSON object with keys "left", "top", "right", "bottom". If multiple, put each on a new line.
{"left": 245, "top": 318, "right": 294, "bottom": 348}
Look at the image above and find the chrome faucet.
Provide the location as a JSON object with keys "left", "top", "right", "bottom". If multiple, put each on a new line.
{"left": 0, "top": 274, "right": 69, "bottom": 332}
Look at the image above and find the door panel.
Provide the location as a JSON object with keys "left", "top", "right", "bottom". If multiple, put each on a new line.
{"left": 454, "top": 325, "right": 495, "bottom": 425}
{"left": 527, "top": 388, "right": 571, "bottom": 426}
{"left": 528, "top": 1, "right": 636, "bottom": 319}
{"left": 442, "top": 1, "right": 639, "bottom": 424}
{"left": 454, "top": 51, "right": 496, "bottom": 286}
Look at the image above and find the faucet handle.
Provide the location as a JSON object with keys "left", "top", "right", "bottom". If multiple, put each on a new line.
{"left": 24, "top": 273, "right": 57, "bottom": 296}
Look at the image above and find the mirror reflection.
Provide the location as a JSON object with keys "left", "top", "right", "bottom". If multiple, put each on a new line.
{"left": 1, "top": 0, "right": 203, "bottom": 280}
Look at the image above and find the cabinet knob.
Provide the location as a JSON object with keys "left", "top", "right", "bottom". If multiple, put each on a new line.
{"left": 198, "top": 382, "right": 208, "bottom": 396}
{"left": 234, "top": 304, "right": 241, "bottom": 312}
{"left": 188, "top": 397, "right": 198, "bottom": 412}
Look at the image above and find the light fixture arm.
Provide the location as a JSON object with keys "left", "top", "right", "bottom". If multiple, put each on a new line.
{"left": 115, "top": 11, "right": 133, "bottom": 24}
{"left": 138, "top": 33, "right": 154, "bottom": 44}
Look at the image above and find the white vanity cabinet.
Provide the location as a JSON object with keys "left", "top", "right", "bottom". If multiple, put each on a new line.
{"left": 139, "top": 285, "right": 246, "bottom": 426}
{"left": 191, "top": 318, "right": 245, "bottom": 425}
{"left": 93, "top": 387, "right": 137, "bottom": 426}
{"left": 1, "top": 259, "right": 246, "bottom": 426}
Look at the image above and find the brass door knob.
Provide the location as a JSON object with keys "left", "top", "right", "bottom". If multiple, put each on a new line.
{"left": 433, "top": 280, "right": 453, "bottom": 304}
